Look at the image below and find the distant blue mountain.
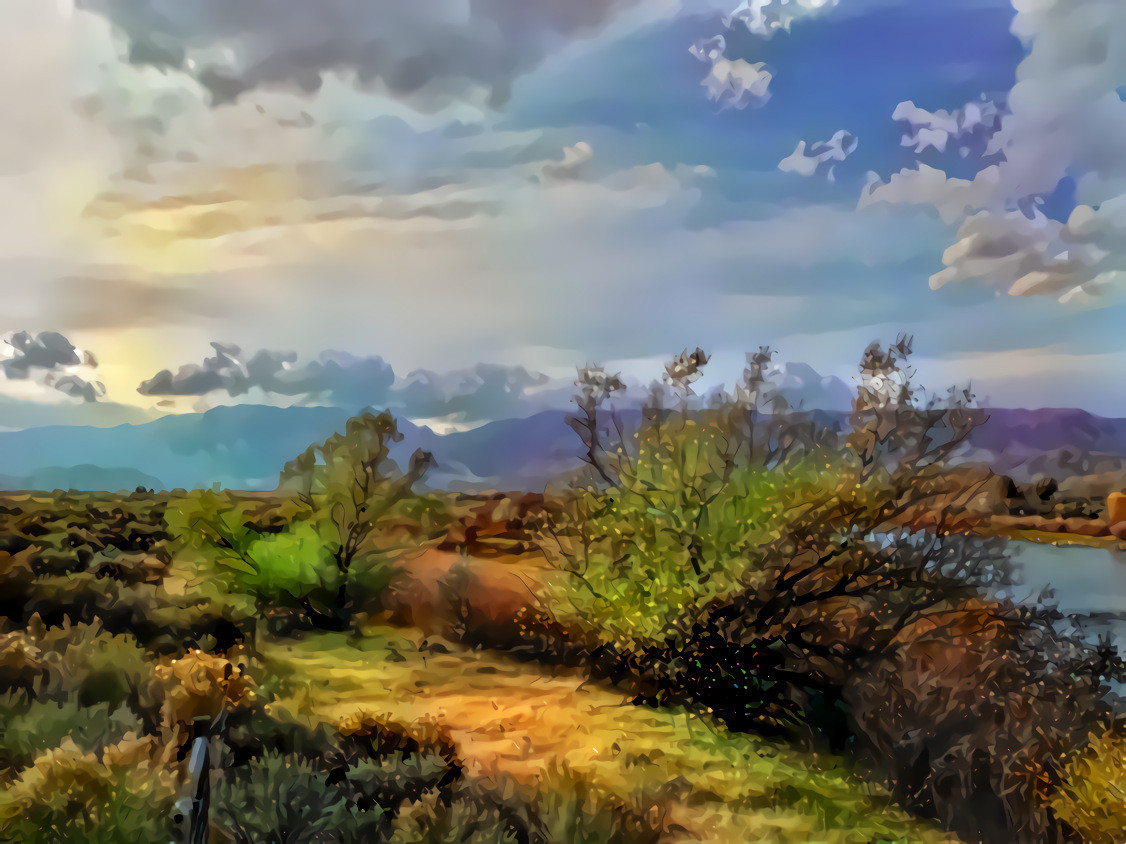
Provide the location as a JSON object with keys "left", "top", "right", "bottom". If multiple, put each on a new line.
{"left": 2, "top": 403, "right": 1126, "bottom": 493}
{"left": 0, "top": 404, "right": 585, "bottom": 492}
{"left": 0, "top": 466, "right": 165, "bottom": 494}
{"left": 0, "top": 405, "right": 357, "bottom": 491}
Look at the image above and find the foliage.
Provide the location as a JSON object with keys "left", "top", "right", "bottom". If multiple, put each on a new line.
{"left": 843, "top": 598, "right": 1115, "bottom": 841}
{"left": 0, "top": 628, "right": 49, "bottom": 698}
{"left": 544, "top": 420, "right": 841, "bottom": 646}
{"left": 0, "top": 696, "right": 143, "bottom": 775}
{"left": 169, "top": 490, "right": 336, "bottom": 601}
{"left": 0, "top": 621, "right": 158, "bottom": 729}
{"left": 35, "top": 621, "right": 152, "bottom": 711}
{"left": 0, "top": 492, "right": 259, "bottom": 654}
{"left": 213, "top": 751, "right": 386, "bottom": 844}
{"left": 280, "top": 411, "right": 432, "bottom": 574}
{"left": 0, "top": 736, "right": 178, "bottom": 843}
{"left": 0, "top": 492, "right": 171, "bottom": 586}
{"left": 1048, "top": 725, "right": 1126, "bottom": 843}
{"left": 539, "top": 338, "right": 1123, "bottom": 843}
{"left": 151, "top": 648, "right": 259, "bottom": 745}
{"left": 234, "top": 521, "right": 342, "bottom": 607}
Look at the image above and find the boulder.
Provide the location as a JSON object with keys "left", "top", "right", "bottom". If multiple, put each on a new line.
{"left": 1106, "top": 491, "right": 1126, "bottom": 525}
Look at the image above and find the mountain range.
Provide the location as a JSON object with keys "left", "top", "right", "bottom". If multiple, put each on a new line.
{"left": 1, "top": 403, "right": 1126, "bottom": 493}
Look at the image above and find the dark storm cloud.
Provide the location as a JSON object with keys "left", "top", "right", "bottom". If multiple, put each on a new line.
{"left": 1, "top": 331, "right": 104, "bottom": 402}
{"left": 2, "top": 331, "right": 86, "bottom": 378}
{"left": 137, "top": 343, "right": 395, "bottom": 406}
{"left": 137, "top": 345, "right": 570, "bottom": 421}
{"left": 51, "top": 374, "right": 105, "bottom": 403}
{"left": 80, "top": 0, "right": 636, "bottom": 107}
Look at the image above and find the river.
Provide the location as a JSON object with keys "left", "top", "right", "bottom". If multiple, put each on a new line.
{"left": 1003, "top": 539, "right": 1126, "bottom": 695}
{"left": 1006, "top": 539, "right": 1126, "bottom": 638}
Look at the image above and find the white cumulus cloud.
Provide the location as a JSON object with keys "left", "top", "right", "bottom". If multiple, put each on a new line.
{"left": 725, "top": 0, "right": 839, "bottom": 39}
{"left": 863, "top": 0, "right": 1126, "bottom": 303}
{"left": 779, "top": 129, "right": 857, "bottom": 181}
{"left": 690, "top": 35, "right": 772, "bottom": 110}
{"left": 893, "top": 98, "right": 1003, "bottom": 156}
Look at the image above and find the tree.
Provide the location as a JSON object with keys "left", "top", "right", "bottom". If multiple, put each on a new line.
{"left": 539, "top": 338, "right": 1124, "bottom": 843}
{"left": 567, "top": 365, "right": 625, "bottom": 486}
{"left": 279, "top": 411, "right": 432, "bottom": 618}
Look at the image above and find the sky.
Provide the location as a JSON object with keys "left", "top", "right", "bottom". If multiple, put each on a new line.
{"left": 2, "top": 0, "right": 1126, "bottom": 428}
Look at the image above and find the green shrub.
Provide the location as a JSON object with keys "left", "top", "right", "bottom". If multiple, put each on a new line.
{"left": 0, "top": 737, "right": 178, "bottom": 843}
{"left": 542, "top": 417, "right": 840, "bottom": 649}
{"left": 0, "top": 697, "right": 143, "bottom": 772}
{"left": 34, "top": 622, "right": 152, "bottom": 713}
{"left": 167, "top": 489, "right": 343, "bottom": 611}
{"left": 213, "top": 751, "right": 384, "bottom": 843}
{"left": 234, "top": 521, "right": 341, "bottom": 607}
{"left": 388, "top": 790, "right": 521, "bottom": 844}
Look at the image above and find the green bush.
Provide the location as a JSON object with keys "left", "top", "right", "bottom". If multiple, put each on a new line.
{"left": 543, "top": 416, "right": 841, "bottom": 648}
{"left": 235, "top": 521, "right": 341, "bottom": 607}
{"left": 0, "top": 737, "right": 178, "bottom": 844}
{"left": 389, "top": 790, "right": 521, "bottom": 844}
{"left": 34, "top": 622, "right": 152, "bottom": 713}
{"left": 213, "top": 751, "right": 385, "bottom": 843}
{"left": 167, "top": 489, "right": 342, "bottom": 610}
{"left": 0, "top": 697, "right": 143, "bottom": 772}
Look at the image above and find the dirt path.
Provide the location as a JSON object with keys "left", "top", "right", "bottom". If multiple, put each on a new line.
{"left": 261, "top": 626, "right": 952, "bottom": 844}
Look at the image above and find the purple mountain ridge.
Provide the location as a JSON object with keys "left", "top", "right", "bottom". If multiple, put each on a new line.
{"left": 0, "top": 404, "right": 1125, "bottom": 493}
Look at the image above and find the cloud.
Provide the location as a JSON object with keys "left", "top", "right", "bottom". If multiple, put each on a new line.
{"left": 80, "top": 0, "right": 639, "bottom": 109}
{"left": 893, "top": 98, "right": 1004, "bottom": 157}
{"left": 392, "top": 364, "right": 568, "bottom": 424}
{"left": 860, "top": 162, "right": 1001, "bottom": 225}
{"left": 541, "top": 142, "right": 595, "bottom": 181}
{"left": 42, "top": 273, "right": 226, "bottom": 330}
{"left": 137, "top": 343, "right": 395, "bottom": 406}
{"left": 1, "top": 331, "right": 105, "bottom": 402}
{"left": 725, "top": 0, "right": 840, "bottom": 39}
{"left": 137, "top": 344, "right": 574, "bottom": 424}
{"left": 703, "top": 58, "right": 774, "bottom": 111}
{"left": 690, "top": 34, "right": 772, "bottom": 110}
{"left": 51, "top": 374, "right": 104, "bottom": 403}
{"left": 690, "top": 0, "right": 843, "bottom": 112}
{"left": 862, "top": 0, "right": 1126, "bottom": 302}
{"left": 2, "top": 331, "right": 89, "bottom": 377}
{"left": 778, "top": 129, "right": 857, "bottom": 181}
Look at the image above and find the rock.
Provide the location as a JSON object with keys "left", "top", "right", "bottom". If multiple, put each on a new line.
{"left": 1107, "top": 491, "right": 1126, "bottom": 525}
{"left": 1034, "top": 476, "right": 1059, "bottom": 502}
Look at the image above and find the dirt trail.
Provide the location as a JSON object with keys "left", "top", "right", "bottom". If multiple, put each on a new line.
{"left": 262, "top": 627, "right": 952, "bottom": 844}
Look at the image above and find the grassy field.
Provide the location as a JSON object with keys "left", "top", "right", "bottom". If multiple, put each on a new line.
{"left": 261, "top": 625, "right": 955, "bottom": 844}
